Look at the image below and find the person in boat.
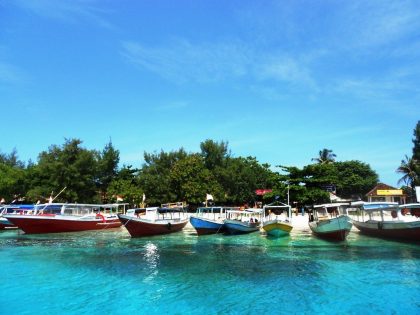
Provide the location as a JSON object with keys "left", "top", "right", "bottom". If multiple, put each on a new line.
{"left": 250, "top": 217, "right": 254, "bottom": 223}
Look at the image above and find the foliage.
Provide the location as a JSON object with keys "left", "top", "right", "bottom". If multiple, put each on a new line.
{"left": 311, "top": 148, "right": 336, "bottom": 164}
{"left": 170, "top": 154, "right": 223, "bottom": 204}
{"left": 0, "top": 139, "right": 384, "bottom": 207}
{"left": 396, "top": 155, "right": 418, "bottom": 188}
{"left": 137, "top": 149, "right": 188, "bottom": 205}
{"left": 0, "top": 163, "right": 27, "bottom": 201}
{"left": 397, "top": 121, "right": 420, "bottom": 188}
{"left": 280, "top": 159, "right": 378, "bottom": 205}
{"left": 200, "top": 139, "right": 229, "bottom": 170}
{"left": 26, "top": 139, "right": 99, "bottom": 203}
{"left": 96, "top": 140, "right": 120, "bottom": 200}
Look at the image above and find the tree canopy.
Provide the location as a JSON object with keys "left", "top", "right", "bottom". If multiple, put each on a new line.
{"left": 0, "top": 139, "right": 382, "bottom": 207}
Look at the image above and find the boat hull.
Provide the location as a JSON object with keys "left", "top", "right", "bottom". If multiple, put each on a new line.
{"left": 262, "top": 220, "right": 293, "bottom": 237}
{"left": 224, "top": 220, "right": 260, "bottom": 235}
{"left": 119, "top": 214, "right": 188, "bottom": 237}
{"left": 0, "top": 218, "right": 16, "bottom": 229}
{"left": 352, "top": 220, "right": 420, "bottom": 241}
{"left": 3, "top": 215, "right": 121, "bottom": 234}
{"left": 309, "top": 216, "right": 352, "bottom": 241}
{"left": 189, "top": 216, "right": 225, "bottom": 235}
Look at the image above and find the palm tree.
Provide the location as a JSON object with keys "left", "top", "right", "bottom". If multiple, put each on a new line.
{"left": 311, "top": 149, "right": 337, "bottom": 164}
{"left": 396, "top": 155, "right": 418, "bottom": 188}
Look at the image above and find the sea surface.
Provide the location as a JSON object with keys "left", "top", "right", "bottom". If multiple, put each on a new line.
{"left": 0, "top": 225, "right": 419, "bottom": 315}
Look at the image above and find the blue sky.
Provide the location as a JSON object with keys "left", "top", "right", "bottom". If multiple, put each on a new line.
{"left": 1, "top": 0, "right": 419, "bottom": 187}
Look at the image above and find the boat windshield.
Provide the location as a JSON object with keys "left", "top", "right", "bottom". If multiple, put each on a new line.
{"left": 35, "top": 204, "right": 63, "bottom": 215}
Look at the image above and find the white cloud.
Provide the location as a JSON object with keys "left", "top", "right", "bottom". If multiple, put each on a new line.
{"left": 121, "top": 39, "right": 251, "bottom": 84}
{"left": 12, "top": 0, "right": 115, "bottom": 29}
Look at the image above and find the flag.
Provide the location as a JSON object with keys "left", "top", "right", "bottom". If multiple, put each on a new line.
{"left": 142, "top": 193, "right": 146, "bottom": 202}
{"left": 206, "top": 194, "right": 214, "bottom": 201}
{"left": 416, "top": 186, "right": 420, "bottom": 203}
{"left": 116, "top": 195, "right": 124, "bottom": 202}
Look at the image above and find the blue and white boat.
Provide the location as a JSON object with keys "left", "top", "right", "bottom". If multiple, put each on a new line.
{"left": 224, "top": 208, "right": 263, "bottom": 235}
{"left": 190, "top": 206, "right": 238, "bottom": 235}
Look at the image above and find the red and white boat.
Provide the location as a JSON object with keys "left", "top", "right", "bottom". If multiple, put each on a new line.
{"left": 118, "top": 206, "right": 188, "bottom": 237}
{"left": 309, "top": 203, "right": 352, "bottom": 241}
{"left": 0, "top": 205, "right": 35, "bottom": 229}
{"left": 350, "top": 202, "right": 420, "bottom": 241}
{"left": 3, "top": 203, "right": 123, "bottom": 234}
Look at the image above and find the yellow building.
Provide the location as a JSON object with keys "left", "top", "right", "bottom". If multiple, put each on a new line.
{"left": 366, "top": 183, "right": 406, "bottom": 204}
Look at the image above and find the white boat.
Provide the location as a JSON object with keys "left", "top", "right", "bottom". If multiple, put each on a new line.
{"left": 350, "top": 202, "right": 420, "bottom": 241}
{"left": 262, "top": 202, "right": 293, "bottom": 237}
{"left": 309, "top": 203, "right": 352, "bottom": 241}
{"left": 224, "top": 208, "right": 263, "bottom": 234}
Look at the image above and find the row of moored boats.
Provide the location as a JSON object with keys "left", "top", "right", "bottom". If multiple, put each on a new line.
{"left": 0, "top": 202, "right": 419, "bottom": 242}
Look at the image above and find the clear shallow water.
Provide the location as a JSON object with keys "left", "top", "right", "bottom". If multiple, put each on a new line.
{"left": 0, "top": 226, "right": 419, "bottom": 315}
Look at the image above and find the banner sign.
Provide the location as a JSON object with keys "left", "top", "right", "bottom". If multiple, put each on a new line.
{"left": 255, "top": 189, "right": 272, "bottom": 196}
{"left": 377, "top": 189, "right": 403, "bottom": 196}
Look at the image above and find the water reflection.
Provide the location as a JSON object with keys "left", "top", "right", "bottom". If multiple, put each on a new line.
{"left": 143, "top": 242, "right": 159, "bottom": 283}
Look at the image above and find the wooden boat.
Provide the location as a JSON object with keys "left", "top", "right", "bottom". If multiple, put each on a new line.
{"left": 308, "top": 203, "right": 352, "bottom": 241}
{"left": 3, "top": 203, "right": 123, "bottom": 234}
{"left": 262, "top": 202, "right": 293, "bottom": 237}
{"left": 0, "top": 205, "right": 34, "bottom": 229}
{"left": 190, "top": 207, "right": 225, "bottom": 235}
{"left": 190, "top": 206, "right": 240, "bottom": 235}
{"left": 350, "top": 202, "right": 420, "bottom": 241}
{"left": 223, "top": 208, "right": 262, "bottom": 235}
{"left": 118, "top": 206, "right": 188, "bottom": 237}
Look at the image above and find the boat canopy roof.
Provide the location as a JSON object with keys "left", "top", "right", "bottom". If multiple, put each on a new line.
{"left": 226, "top": 208, "right": 263, "bottom": 215}
{"left": 0, "top": 204, "right": 34, "bottom": 209}
{"left": 157, "top": 207, "right": 185, "bottom": 213}
{"left": 314, "top": 203, "right": 349, "bottom": 209}
{"left": 263, "top": 202, "right": 290, "bottom": 209}
{"left": 350, "top": 201, "right": 399, "bottom": 211}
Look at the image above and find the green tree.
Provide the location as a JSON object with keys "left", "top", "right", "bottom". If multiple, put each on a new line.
{"left": 0, "top": 163, "right": 27, "bottom": 202}
{"left": 107, "top": 165, "right": 143, "bottom": 205}
{"left": 170, "top": 154, "right": 223, "bottom": 204}
{"left": 333, "top": 161, "right": 378, "bottom": 198}
{"left": 0, "top": 148, "right": 25, "bottom": 168}
{"left": 219, "top": 157, "right": 276, "bottom": 204}
{"left": 311, "top": 148, "right": 337, "bottom": 164}
{"left": 138, "top": 149, "right": 188, "bottom": 205}
{"left": 26, "top": 139, "right": 99, "bottom": 203}
{"left": 200, "top": 139, "right": 229, "bottom": 170}
{"left": 97, "top": 140, "right": 120, "bottom": 201}
{"left": 396, "top": 155, "right": 418, "bottom": 189}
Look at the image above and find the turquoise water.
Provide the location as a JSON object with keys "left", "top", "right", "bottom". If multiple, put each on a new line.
{"left": 0, "top": 226, "right": 419, "bottom": 315}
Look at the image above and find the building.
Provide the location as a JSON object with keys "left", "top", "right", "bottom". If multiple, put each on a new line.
{"left": 366, "top": 183, "right": 406, "bottom": 204}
